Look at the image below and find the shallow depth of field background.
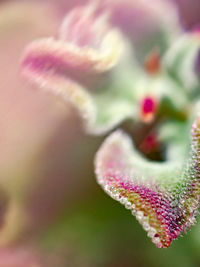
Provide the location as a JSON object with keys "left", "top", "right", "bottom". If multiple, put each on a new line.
{"left": 0, "top": 0, "right": 200, "bottom": 266}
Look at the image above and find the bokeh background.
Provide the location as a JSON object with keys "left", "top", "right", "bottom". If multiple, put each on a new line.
{"left": 0, "top": 0, "right": 200, "bottom": 266}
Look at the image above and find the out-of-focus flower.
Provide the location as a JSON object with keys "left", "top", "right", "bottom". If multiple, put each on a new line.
{"left": 19, "top": 0, "right": 200, "bottom": 250}
{"left": 21, "top": 0, "right": 184, "bottom": 135}
{"left": 21, "top": 2, "right": 126, "bottom": 134}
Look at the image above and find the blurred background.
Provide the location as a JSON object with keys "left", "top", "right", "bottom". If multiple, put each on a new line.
{"left": 0, "top": 0, "right": 200, "bottom": 266}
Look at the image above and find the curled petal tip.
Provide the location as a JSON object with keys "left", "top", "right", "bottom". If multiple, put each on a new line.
{"left": 59, "top": 4, "right": 109, "bottom": 48}
{"left": 95, "top": 131, "right": 175, "bottom": 248}
{"left": 95, "top": 122, "right": 200, "bottom": 247}
{"left": 21, "top": 4, "right": 126, "bottom": 134}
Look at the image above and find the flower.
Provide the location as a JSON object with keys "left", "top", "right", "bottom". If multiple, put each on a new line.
{"left": 95, "top": 116, "right": 200, "bottom": 248}
{"left": 20, "top": 0, "right": 200, "bottom": 249}
{"left": 21, "top": 0, "right": 184, "bottom": 135}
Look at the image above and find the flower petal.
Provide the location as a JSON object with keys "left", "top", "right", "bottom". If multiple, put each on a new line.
{"left": 22, "top": 3, "right": 123, "bottom": 74}
{"left": 21, "top": 4, "right": 141, "bottom": 134}
{"left": 95, "top": 117, "right": 200, "bottom": 247}
{"left": 21, "top": 40, "right": 135, "bottom": 134}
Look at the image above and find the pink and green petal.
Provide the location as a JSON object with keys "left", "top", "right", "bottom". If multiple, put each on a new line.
{"left": 22, "top": 3, "right": 123, "bottom": 74}
{"left": 21, "top": 4, "right": 143, "bottom": 134}
{"left": 21, "top": 1, "right": 187, "bottom": 134}
{"left": 95, "top": 117, "right": 200, "bottom": 247}
{"left": 21, "top": 37, "right": 137, "bottom": 134}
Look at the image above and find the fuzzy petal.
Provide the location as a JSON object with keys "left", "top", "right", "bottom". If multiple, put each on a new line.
{"left": 95, "top": 117, "right": 200, "bottom": 247}
{"left": 21, "top": 4, "right": 141, "bottom": 134}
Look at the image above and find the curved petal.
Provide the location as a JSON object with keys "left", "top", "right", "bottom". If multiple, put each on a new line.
{"left": 21, "top": 43, "right": 134, "bottom": 134}
{"left": 22, "top": 3, "right": 123, "bottom": 74}
{"left": 95, "top": 117, "right": 200, "bottom": 247}
{"left": 21, "top": 4, "right": 140, "bottom": 134}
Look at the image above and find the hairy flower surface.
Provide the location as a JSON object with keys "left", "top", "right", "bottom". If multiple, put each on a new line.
{"left": 21, "top": 0, "right": 200, "bottom": 249}
{"left": 21, "top": 0, "right": 183, "bottom": 134}
{"left": 21, "top": 3, "right": 127, "bottom": 134}
{"left": 95, "top": 117, "right": 200, "bottom": 248}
